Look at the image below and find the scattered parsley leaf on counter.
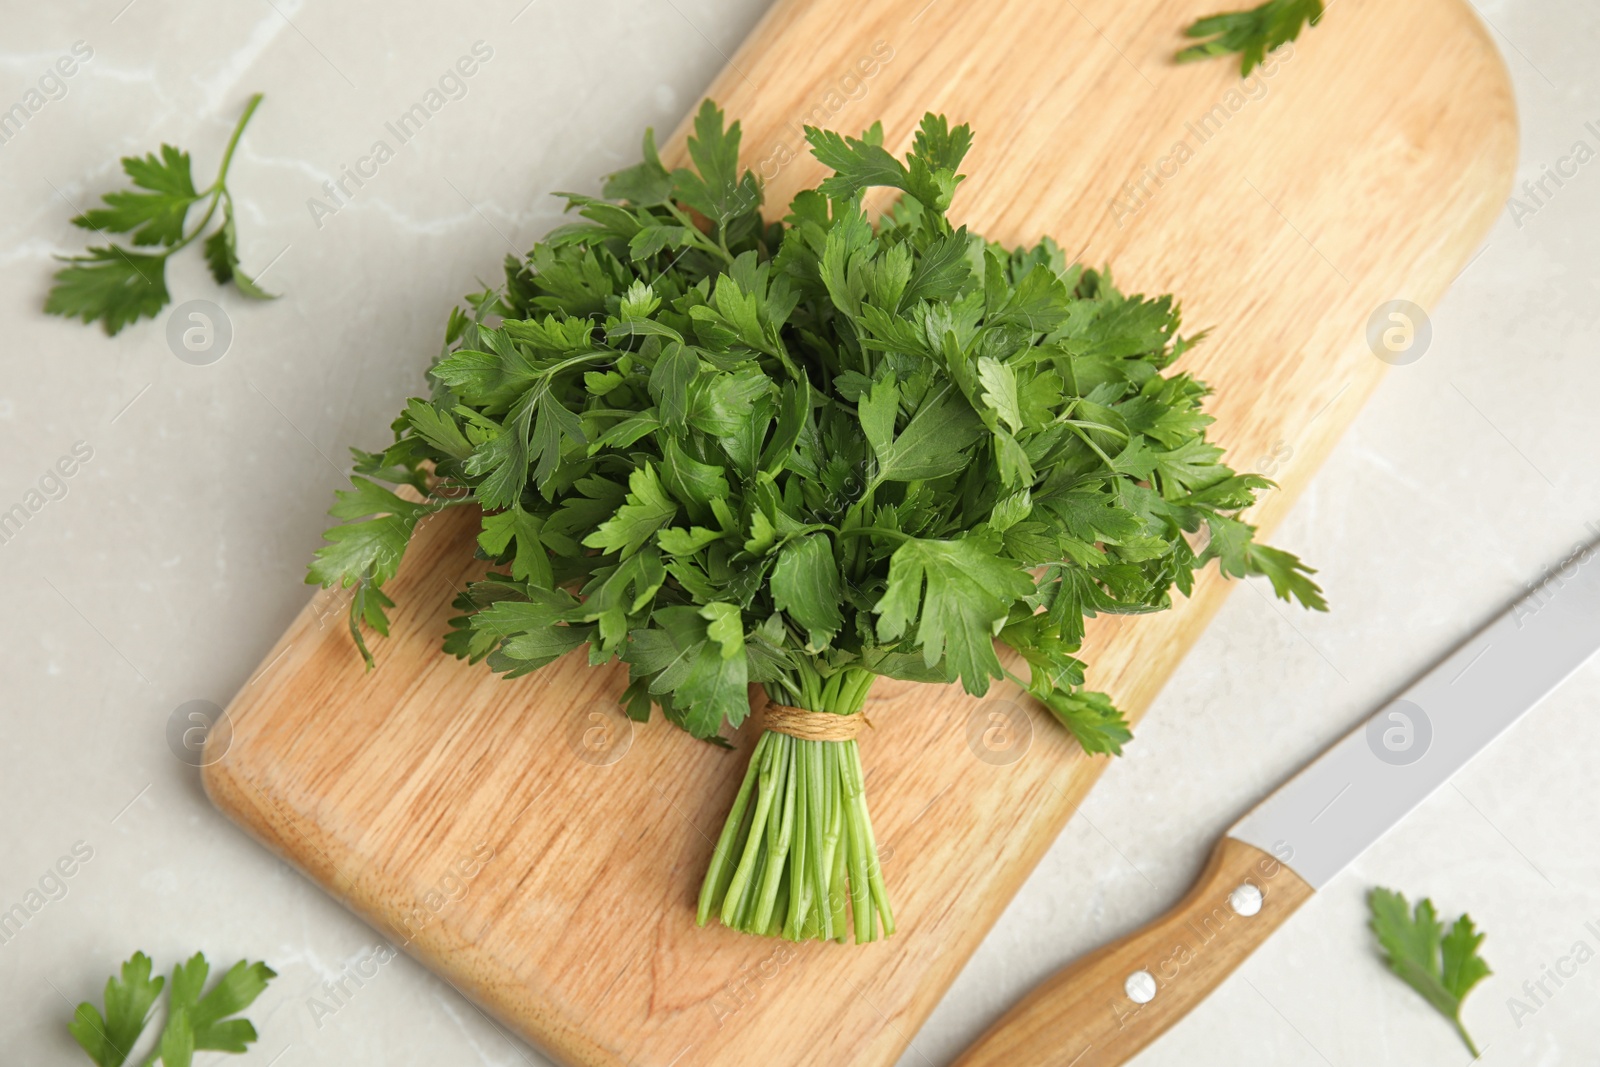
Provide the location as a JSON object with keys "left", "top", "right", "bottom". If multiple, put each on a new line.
{"left": 69, "top": 950, "right": 275, "bottom": 1066}
{"left": 1368, "top": 888, "right": 1491, "bottom": 1057}
{"left": 310, "top": 100, "right": 1325, "bottom": 944}
{"left": 46, "top": 93, "right": 274, "bottom": 336}
{"left": 1177, "top": 0, "right": 1324, "bottom": 75}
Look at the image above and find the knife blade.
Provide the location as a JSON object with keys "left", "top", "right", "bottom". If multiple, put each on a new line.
{"left": 954, "top": 536, "right": 1600, "bottom": 1067}
{"left": 1230, "top": 536, "right": 1600, "bottom": 887}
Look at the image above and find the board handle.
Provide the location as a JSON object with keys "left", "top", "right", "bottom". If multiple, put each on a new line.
{"left": 952, "top": 837, "right": 1313, "bottom": 1067}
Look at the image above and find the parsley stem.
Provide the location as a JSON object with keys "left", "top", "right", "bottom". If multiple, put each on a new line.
{"left": 698, "top": 665, "right": 891, "bottom": 943}
{"left": 167, "top": 192, "right": 225, "bottom": 257}
{"left": 1455, "top": 1018, "right": 1480, "bottom": 1058}
{"left": 167, "top": 93, "right": 266, "bottom": 257}
{"left": 835, "top": 525, "right": 910, "bottom": 543}
{"left": 662, "top": 202, "right": 735, "bottom": 266}
{"left": 1060, "top": 417, "right": 1128, "bottom": 441}
{"left": 1065, "top": 421, "right": 1118, "bottom": 470}
{"left": 213, "top": 92, "right": 264, "bottom": 193}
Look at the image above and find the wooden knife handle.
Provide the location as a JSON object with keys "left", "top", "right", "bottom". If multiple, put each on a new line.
{"left": 952, "top": 837, "right": 1313, "bottom": 1067}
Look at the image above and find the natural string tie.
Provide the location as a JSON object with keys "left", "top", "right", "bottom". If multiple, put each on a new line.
{"left": 763, "top": 704, "right": 870, "bottom": 742}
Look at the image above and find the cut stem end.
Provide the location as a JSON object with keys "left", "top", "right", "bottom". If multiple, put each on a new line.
{"left": 697, "top": 703, "right": 893, "bottom": 944}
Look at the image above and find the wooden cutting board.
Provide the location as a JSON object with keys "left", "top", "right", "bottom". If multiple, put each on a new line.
{"left": 204, "top": 1, "right": 1514, "bottom": 1064}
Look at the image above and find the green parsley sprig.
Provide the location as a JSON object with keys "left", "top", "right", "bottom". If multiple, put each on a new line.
{"left": 1368, "top": 888, "right": 1491, "bottom": 1056}
{"left": 69, "top": 950, "right": 275, "bottom": 1066}
{"left": 46, "top": 93, "right": 274, "bottom": 336}
{"left": 1177, "top": 0, "right": 1324, "bottom": 75}
{"left": 309, "top": 100, "right": 1323, "bottom": 943}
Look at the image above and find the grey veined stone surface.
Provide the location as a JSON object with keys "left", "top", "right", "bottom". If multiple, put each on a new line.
{"left": 0, "top": 2, "right": 1596, "bottom": 1065}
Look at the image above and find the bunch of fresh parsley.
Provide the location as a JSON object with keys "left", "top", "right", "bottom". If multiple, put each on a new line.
{"left": 309, "top": 100, "right": 1322, "bottom": 941}
{"left": 1178, "top": 0, "right": 1324, "bottom": 75}
{"left": 69, "top": 951, "right": 275, "bottom": 1066}
{"left": 46, "top": 93, "right": 273, "bottom": 336}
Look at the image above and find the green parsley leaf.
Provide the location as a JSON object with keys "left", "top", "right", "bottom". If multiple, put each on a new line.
{"left": 583, "top": 463, "right": 678, "bottom": 556}
{"left": 671, "top": 99, "right": 760, "bottom": 231}
{"left": 1205, "top": 513, "right": 1326, "bottom": 610}
{"left": 69, "top": 952, "right": 163, "bottom": 1067}
{"left": 1368, "top": 888, "right": 1491, "bottom": 1056}
{"left": 479, "top": 504, "right": 553, "bottom": 586}
{"left": 1038, "top": 687, "right": 1133, "bottom": 756}
{"left": 873, "top": 386, "right": 986, "bottom": 482}
{"left": 806, "top": 128, "right": 910, "bottom": 202}
{"left": 771, "top": 533, "right": 845, "bottom": 648}
{"left": 603, "top": 127, "right": 674, "bottom": 206}
{"left": 1177, "top": 0, "right": 1324, "bottom": 75}
{"left": 306, "top": 476, "right": 458, "bottom": 667}
{"left": 69, "top": 951, "right": 275, "bottom": 1067}
{"left": 876, "top": 536, "right": 1036, "bottom": 693}
{"left": 201, "top": 199, "right": 276, "bottom": 300}
{"left": 73, "top": 144, "right": 199, "bottom": 247}
{"left": 45, "top": 247, "right": 170, "bottom": 337}
{"left": 807, "top": 112, "right": 973, "bottom": 218}
{"left": 173, "top": 954, "right": 276, "bottom": 1053}
{"left": 46, "top": 93, "right": 271, "bottom": 336}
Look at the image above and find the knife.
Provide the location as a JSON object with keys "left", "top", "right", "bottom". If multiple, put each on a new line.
{"left": 954, "top": 536, "right": 1600, "bottom": 1067}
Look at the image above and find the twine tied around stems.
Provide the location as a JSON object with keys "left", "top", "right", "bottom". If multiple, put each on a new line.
{"left": 762, "top": 703, "right": 870, "bottom": 743}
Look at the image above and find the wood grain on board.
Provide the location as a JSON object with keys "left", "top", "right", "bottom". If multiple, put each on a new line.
{"left": 203, "top": 1, "right": 1515, "bottom": 1064}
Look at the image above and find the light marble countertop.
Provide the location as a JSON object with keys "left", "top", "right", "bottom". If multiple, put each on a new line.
{"left": 3, "top": 1, "right": 1597, "bottom": 1064}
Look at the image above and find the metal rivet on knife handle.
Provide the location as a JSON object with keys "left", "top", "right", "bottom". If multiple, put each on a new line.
{"left": 1228, "top": 883, "right": 1263, "bottom": 917}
